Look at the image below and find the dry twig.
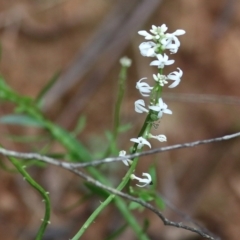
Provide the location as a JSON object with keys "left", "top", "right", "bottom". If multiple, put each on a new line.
{"left": 1, "top": 132, "right": 239, "bottom": 239}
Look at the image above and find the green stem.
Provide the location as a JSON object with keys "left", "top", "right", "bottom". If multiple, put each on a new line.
{"left": 72, "top": 113, "right": 153, "bottom": 239}
{"left": 113, "top": 66, "right": 128, "bottom": 141}
{"left": 6, "top": 154, "right": 51, "bottom": 240}
{"left": 72, "top": 154, "right": 148, "bottom": 240}
{"left": 104, "top": 65, "right": 128, "bottom": 157}
{"left": 0, "top": 78, "right": 145, "bottom": 239}
{"left": 73, "top": 73, "right": 164, "bottom": 239}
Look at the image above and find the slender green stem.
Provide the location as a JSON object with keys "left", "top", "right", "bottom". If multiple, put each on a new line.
{"left": 6, "top": 154, "right": 51, "bottom": 240}
{"left": 73, "top": 71, "right": 164, "bottom": 239}
{"left": 0, "top": 78, "right": 145, "bottom": 239}
{"left": 113, "top": 66, "right": 128, "bottom": 140}
{"left": 72, "top": 113, "right": 153, "bottom": 239}
{"left": 104, "top": 64, "right": 129, "bottom": 157}
{"left": 72, "top": 154, "right": 148, "bottom": 240}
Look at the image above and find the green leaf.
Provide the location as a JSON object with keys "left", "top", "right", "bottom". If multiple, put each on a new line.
{"left": 128, "top": 201, "right": 144, "bottom": 211}
{"left": 35, "top": 71, "right": 60, "bottom": 104}
{"left": 155, "top": 196, "right": 165, "bottom": 210}
{"left": 139, "top": 191, "right": 154, "bottom": 202}
{"left": 149, "top": 164, "right": 157, "bottom": 189}
{"left": 142, "top": 219, "right": 150, "bottom": 232}
{"left": 72, "top": 116, "right": 86, "bottom": 136}
{"left": 0, "top": 114, "right": 44, "bottom": 127}
{"left": 84, "top": 182, "right": 109, "bottom": 199}
{"left": 118, "top": 123, "right": 132, "bottom": 132}
{"left": 105, "top": 223, "right": 128, "bottom": 240}
{"left": 6, "top": 134, "right": 48, "bottom": 143}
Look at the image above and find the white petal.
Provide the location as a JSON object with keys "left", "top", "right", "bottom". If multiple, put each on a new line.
{"left": 165, "top": 59, "right": 175, "bottom": 66}
{"left": 150, "top": 60, "right": 160, "bottom": 66}
{"left": 149, "top": 105, "right": 160, "bottom": 111}
{"left": 168, "top": 80, "right": 180, "bottom": 88}
{"left": 163, "top": 109, "right": 172, "bottom": 114}
{"left": 138, "top": 30, "right": 148, "bottom": 36}
{"left": 134, "top": 99, "right": 148, "bottom": 113}
{"left": 172, "top": 29, "right": 186, "bottom": 36}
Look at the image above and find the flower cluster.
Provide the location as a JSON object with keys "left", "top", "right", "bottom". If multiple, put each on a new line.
{"left": 120, "top": 24, "right": 185, "bottom": 187}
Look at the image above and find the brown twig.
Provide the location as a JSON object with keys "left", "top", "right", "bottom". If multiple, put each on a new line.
{"left": 1, "top": 132, "right": 239, "bottom": 239}
{"left": 0, "top": 132, "right": 239, "bottom": 168}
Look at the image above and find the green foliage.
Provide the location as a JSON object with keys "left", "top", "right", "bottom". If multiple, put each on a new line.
{"left": 0, "top": 75, "right": 149, "bottom": 240}
{"left": 71, "top": 115, "right": 86, "bottom": 137}
{"left": 105, "top": 224, "right": 128, "bottom": 240}
{"left": 0, "top": 114, "right": 45, "bottom": 127}
{"left": 35, "top": 71, "right": 60, "bottom": 106}
{"left": 2, "top": 151, "right": 51, "bottom": 240}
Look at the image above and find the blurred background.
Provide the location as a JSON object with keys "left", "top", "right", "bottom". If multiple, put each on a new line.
{"left": 0, "top": 0, "right": 240, "bottom": 239}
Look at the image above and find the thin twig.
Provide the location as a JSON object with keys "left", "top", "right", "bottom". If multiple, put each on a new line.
{"left": 157, "top": 192, "right": 220, "bottom": 240}
{"left": 0, "top": 150, "right": 217, "bottom": 239}
{"left": 76, "top": 131, "right": 240, "bottom": 167}
{"left": 1, "top": 132, "right": 239, "bottom": 239}
{"left": 0, "top": 132, "right": 239, "bottom": 168}
{"left": 62, "top": 166, "right": 217, "bottom": 240}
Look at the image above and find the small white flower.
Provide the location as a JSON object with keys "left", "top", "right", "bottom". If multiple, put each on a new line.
{"left": 136, "top": 78, "right": 153, "bottom": 97}
{"left": 149, "top": 134, "right": 167, "bottom": 142}
{"left": 138, "top": 30, "right": 154, "bottom": 40}
{"left": 167, "top": 68, "right": 183, "bottom": 88}
{"left": 134, "top": 99, "right": 149, "bottom": 113}
{"left": 149, "top": 24, "right": 168, "bottom": 37}
{"left": 130, "top": 136, "right": 151, "bottom": 149}
{"left": 138, "top": 24, "right": 168, "bottom": 41}
{"left": 119, "top": 56, "right": 132, "bottom": 67}
{"left": 119, "top": 150, "right": 132, "bottom": 166}
{"left": 138, "top": 25, "right": 185, "bottom": 55}
{"left": 149, "top": 98, "right": 172, "bottom": 118}
{"left": 139, "top": 42, "right": 156, "bottom": 57}
{"left": 153, "top": 73, "right": 168, "bottom": 87}
{"left": 161, "top": 30, "right": 185, "bottom": 54}
{"left": 131, "top": 173, "right": 152, "bottom": 187}
{"left": 150, "top": 53, "right": 174, "bottom": 69}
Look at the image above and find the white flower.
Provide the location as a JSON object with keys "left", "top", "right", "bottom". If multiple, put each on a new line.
{"left": 149, "top": 24, "right": 168, "bottom": 37}
{"left": 139, "top": 42, "right": 156, "bottom": 57}
{"left": 138, "top": 30, "right": 154, "bottom": 40}
{"left": 167, "top": 68, "right": 183, "bottom": 88}
{"left": 136, "top": 78, "right": 153, "bottom": 96}
{"left": 138, "top": 25, "right": 185, "bottom": 55}
{"left": 134, "top": 99, "right": 149, "bottom": 113}
{"left": 150, "top": 53, "right": 174, "bottom": 69}
{"left": 131, "top": 173, "right": 152, "bottom": 187}
{"left": 119, "top": 56, "right": 132, "bottom": 67}
{"left": 119, "top": 150, "right": 132, "bottom": 166}
{"left": 152, "top": 68, "right": 183, "bottom": 88}
{"left": 149, "top": 98, "right": 172, "bottom": 118}
{"left": 149, "top": 134, "right": 167, "bottom": 142}
{"left": 161, "top": 30, "right": 185, "bottom": 54}
{"left": 138, "top": 24, "right": 168, "bottom": 41}
{"left": 153, "top": 73, "right": 168, "bottom": 87}
{"left": 130, "top": 136, "right": 151, "bottom": 149}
